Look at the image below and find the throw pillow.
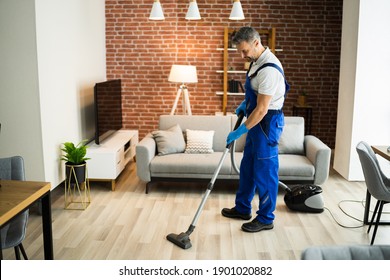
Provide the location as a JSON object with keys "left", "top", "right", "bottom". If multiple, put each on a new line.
{"left": 152, "top": 124, "right": 186, "bottom": 156}
{"left": 185, "top": 129, "right": 214, "bottom": 154}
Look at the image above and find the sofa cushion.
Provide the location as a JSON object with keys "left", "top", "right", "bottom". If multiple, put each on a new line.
{"left": 185, "top": 129, "right": 214, "bottom": 154}
{"left": 279, "top": 117, "right": 305, "bottom": 155}
{"left": 150, "top": 152, "right": 232, "bottom": 175}
{"left": 152, "top": 124, "right": 186, "bottom": 156}
{"left": 278, "top": 154, "right": 315, "bottom": 177}
{"left": 232, "top": 153, "right": 315, "bottom": 178}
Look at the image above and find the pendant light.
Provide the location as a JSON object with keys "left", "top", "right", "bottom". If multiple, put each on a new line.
{"left": 186, "top": 0, "right": 201, "bottom": 20}
{"left": 229, "top": 0, "right": 245, "bottom": 20}
{"left": 149, "top": 0, "right": 164, "bottom": 20}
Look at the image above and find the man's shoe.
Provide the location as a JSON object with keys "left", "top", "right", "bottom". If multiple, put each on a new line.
{"left": 241, "top": 219, "right": 274, "bottom": 232}
{"left": 221, "top": 207, "right": 252, "bottom": 220}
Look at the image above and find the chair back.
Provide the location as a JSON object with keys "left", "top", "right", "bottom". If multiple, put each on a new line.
{"left": 356, "top": 141, "right": 390, "bottom": 202}
{"left": 0, "top": 156, "right": 25, "bottom": 180}
{"left": 0, "top": 156, "right": 29, "bottom": 250}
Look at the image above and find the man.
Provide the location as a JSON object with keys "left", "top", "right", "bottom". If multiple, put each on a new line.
{"left": 222, "top": 26, "right": 288, "bottom": 232}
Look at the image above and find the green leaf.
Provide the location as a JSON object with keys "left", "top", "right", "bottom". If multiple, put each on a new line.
{"left": 60, "top": 140, "right": 90, "bottom": 164}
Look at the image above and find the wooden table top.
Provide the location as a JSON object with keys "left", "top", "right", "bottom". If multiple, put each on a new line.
{"left": 0, "top": 180, "right": 51, "bottom": 226}
{"left": 372, "top": 145, "right": 390, "bottom": 161}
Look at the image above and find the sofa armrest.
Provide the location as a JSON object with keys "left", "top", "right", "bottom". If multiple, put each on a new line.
{"left": 136, "top": 133, "right": 156, "bottom": 182}
{"left": 304, "top": 135, "right": 331, "bottom": 185}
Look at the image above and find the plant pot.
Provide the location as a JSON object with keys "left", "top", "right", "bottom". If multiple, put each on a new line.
{"left": 64, "top": 161, "right": 90, "bottom": 210}
{"left": 65, "top": 162, "right": 87, "bottom": 185}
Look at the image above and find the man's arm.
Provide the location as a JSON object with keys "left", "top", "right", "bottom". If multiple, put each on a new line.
{"left": 244, "top": 93, "right": 272, "bottom": 129}
{"left": 226, "top": 93, "right": 272, "bottom": 145}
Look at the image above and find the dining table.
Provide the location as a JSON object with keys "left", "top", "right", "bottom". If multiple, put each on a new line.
{"left": 0, "top": 180, "right": 53, "bottom": 259}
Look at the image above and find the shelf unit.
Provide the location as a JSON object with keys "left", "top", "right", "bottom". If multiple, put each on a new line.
{"left": 218, "top": 27, "right": 277, "bottom": 115}
{"left": 86, "top": 130, "right": 138, "bottom": 191}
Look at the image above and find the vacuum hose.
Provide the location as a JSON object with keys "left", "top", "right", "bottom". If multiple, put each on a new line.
{"left": 229, "top": 112, "right": 244, "bottom": 175}
{"left": 231, "top": 140, "right": 240, "bottom": 175}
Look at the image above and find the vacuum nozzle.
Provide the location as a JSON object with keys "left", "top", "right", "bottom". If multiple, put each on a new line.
{"left": 166, "top": 232, "right": 192, "bottom": 249}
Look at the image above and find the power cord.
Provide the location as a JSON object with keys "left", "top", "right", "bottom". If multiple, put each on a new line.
{"left": 324, "top": 199, "right": 364, "bottom": 228}
{"left": 324, "top": 198, "right": 390, "bottom": 228}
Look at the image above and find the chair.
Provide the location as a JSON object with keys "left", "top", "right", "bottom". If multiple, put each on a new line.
{"left": 356, "top": 141, "right": 390, "bottom": 245}
{"left": 0, "top": 156, "right": 29, "bottom": 259}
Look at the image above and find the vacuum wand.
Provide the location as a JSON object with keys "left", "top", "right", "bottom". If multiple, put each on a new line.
{"left": 166, "top": 112, "right": 245, "bottom": 250}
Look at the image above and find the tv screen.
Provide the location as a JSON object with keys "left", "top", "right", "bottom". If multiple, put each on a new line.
{"left": 94, "top": 79, "right": 122, "bottom": 145}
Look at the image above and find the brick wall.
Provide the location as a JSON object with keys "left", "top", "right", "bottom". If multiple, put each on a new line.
{"left": 105, "top": 0, "right": 343, "bottom": 148}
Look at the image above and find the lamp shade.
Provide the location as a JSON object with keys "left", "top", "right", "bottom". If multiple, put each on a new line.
{"left": 229, "top": 0, "right": 245, "bottom": 20}
{"left": 168, "top": 65, "right": 198, "bottom": 84}
{"left": 149, "top": 0, "right": 164, "bottom": 20}
{"left": 186, "top": 0, "right": 201, "bottom": 20}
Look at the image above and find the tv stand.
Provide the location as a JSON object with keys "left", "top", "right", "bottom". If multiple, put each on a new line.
{"left": 86, "top": 130, "right": 138, "bottom": 190}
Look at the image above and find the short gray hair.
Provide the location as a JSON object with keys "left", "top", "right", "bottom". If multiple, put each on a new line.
{"left": 232, "top": 26, "right": 261, "bottom": 45}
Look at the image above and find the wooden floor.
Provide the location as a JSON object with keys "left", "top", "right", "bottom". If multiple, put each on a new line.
{"left": 3, "top": 162, "right": 390, "bottom": 260}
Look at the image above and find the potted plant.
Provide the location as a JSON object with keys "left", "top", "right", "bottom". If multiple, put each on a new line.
{"left": 60, "top": 140, "right": 90, "bottom": 185}
{"left": 298, "top": 90, "right": 307, "bottom": 106}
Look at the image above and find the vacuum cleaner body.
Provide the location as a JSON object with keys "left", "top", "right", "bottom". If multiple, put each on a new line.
{"left": 284, "top": 184, "right": 324, "bottom": 213}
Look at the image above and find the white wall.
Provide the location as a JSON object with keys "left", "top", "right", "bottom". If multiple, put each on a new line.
{"left": 334, "top": 0, "right": 390, "bottom": 180}
{"left": 35, "top": 0, "right": 106, "bottom": 187}
{"left": 0, "top": 0, "right": 106, "bottom": 188}
{"left": 0, "top": 1, "right": 45, "bottom": 180}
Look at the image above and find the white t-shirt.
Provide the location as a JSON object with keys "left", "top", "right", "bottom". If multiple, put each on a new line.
{"left": 247, "top": 48, "right": 285, "bottom": 110}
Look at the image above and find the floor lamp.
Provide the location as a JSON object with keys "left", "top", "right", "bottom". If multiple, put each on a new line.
{"left": 168, "top": 65, "right": 198, "bottom": 115}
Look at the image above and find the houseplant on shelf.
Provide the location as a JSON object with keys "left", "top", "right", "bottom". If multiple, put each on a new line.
{"left": 297, "top": 90, "right": 307, "bottom": 106}
{"left": 60, "top": 140, "right": 90, "bottom": 185}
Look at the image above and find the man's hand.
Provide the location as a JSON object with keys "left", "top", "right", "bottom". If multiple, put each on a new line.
{"left": 226, "top": 124, "right": 248, "bottom": 145}
{"left": 235, "top": 99, "right": 247, "bottom": 116}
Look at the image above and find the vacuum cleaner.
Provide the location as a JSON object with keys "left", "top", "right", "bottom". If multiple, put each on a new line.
{"left": 281, "top": 182, "right": 324, "bottom": 213}
{"left": 166, "top": 113, "right": 324, "bottom": 249}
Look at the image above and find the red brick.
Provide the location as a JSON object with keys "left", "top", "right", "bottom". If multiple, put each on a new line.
{"left": 105, "top": 0, "right": 342, "bottom": 148}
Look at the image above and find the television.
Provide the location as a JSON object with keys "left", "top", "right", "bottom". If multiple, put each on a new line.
{"left": 93, "top": 79, "right": 123, "bottom": 145}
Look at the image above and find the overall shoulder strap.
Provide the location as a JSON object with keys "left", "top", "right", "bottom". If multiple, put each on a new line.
{"left": 248, "top": 62, "right": 290, "bottom": 95}
{"left": 248, "top": 62, "right": 285, "bottom": 79}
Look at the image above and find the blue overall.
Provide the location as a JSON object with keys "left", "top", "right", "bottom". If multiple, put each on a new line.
{"left": 235, "top": 63, "right": 289, "bottom": 224}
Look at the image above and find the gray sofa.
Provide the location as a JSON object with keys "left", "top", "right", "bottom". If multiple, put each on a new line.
{"left": 301, "top": 245, "right": 390, "bottom": 260}
{"left": 136, "top": 115, "right": 331, "bottom": 193}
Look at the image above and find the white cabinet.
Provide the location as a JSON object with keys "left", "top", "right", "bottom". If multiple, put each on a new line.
{"left": 86, "top": 130, "right": 138, "bottom": 190}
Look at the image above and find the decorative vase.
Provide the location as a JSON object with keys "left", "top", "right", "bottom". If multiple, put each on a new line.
{"left": 65, "top": 162, "right": 86, "bottom": 185}
{"left": 298, "top": 95, "right": 306, "bottom": 106}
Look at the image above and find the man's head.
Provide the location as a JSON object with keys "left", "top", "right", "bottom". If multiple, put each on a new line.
{"left": 232, "top": 26, "right": 264, "bottom": 62}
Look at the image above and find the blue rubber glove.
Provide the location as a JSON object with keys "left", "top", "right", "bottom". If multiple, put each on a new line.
{"left": 226, "top": 124, "right": 248, "bottom": 145}
{"left": 235, "top": 99, "right": 247, "bottom": 116}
